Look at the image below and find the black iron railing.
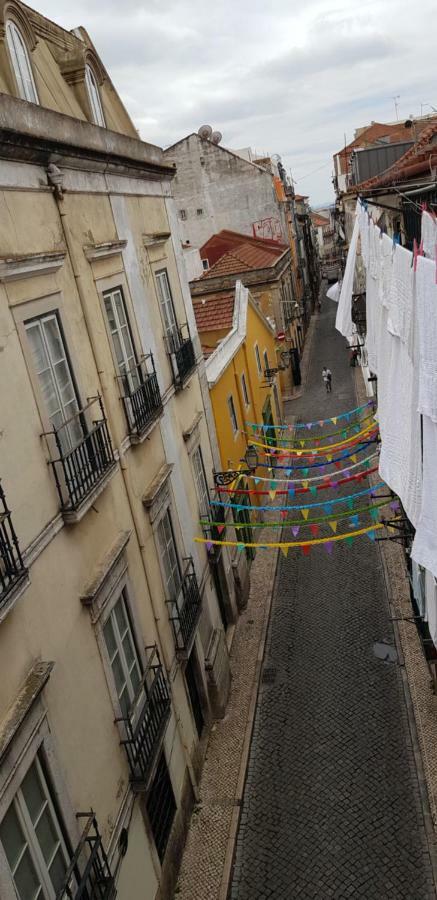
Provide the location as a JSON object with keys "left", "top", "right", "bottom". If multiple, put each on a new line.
{"left": 115, "top": 646, "right": 170, "bottom": 790}
{"left": 118, "top": 354, "right": 162, "bottom": 437}
{"left": 45, "top": 397, "right": 115, "bottom": 513}
{"left": 166, "top": 324, "right": 196, "bottom": 387}
{"left": 0, "top": 481, "right": 27, "bottom": 608}
{"left": 56, "top": 813, "right": 115, "bottom": 900}
{"left": 167, "top": 558, "right": 201, "bottom": 654}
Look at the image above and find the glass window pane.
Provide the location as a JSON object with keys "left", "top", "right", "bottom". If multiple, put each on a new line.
{"left": 103, "top": 617, "right": 117, "bottom": 659}
{"left": 35, "top": 807, "right": 59, "bottom": 865}
{"left": 43, "top": 316, "right": 65, "bottom": 365}
{"left": 122, "top": 631, "right": 135, "bottom": 669}
{"left": 114, "top": 597, "right": 128, "bottom": 635}
{"left": 111, "top": 652, "right": 127, "bottom": 700}
{"left": 119, "top": 686, "right": 131, "bottom": 718}
{"left": 12, "top": 848, "right": 41, "bottom": 900}
{"left": 104, "top": 297, "right": 117, "bottom": 332}
{"left": 21, "top": 764, "right": 45, "bottom": 825}
{"left": 114, "top": 292, "right": 127, "bottom": 326}
{"left": 48, "top": 846, "right": 67, "bottom": 893}
{"left": 130, "top": 662, "right": 141, "bottom": 695}
{"left": 0, "top": 804, "right": 26, "bottom": 871}
{"left": 26, "top": 323, "right": 48, "bottom": 374}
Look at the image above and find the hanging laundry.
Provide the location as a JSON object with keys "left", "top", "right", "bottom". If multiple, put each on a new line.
{"left": 336, "top": 202, "right": 359, "bottom": 339}
{"left": 412, "top": 415, "right": 437, "bottom": 580}
{"left": 421, "top": 210, "right": 437, "bottom": 260}
{"left": 387, "top": 243, "right": 414, "bottom": 344}
{"left": 415, "top": 256, "right": 437, "bottom": 423}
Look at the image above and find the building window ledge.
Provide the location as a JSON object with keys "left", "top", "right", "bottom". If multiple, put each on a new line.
{"left": 0, "top": 661, "right": 54, "bottom": 764}
{"left": 80, "top": 529, "right": 131, "bottom": 623}
{"left": 0, "top": 572, "right": 30, "bottom": 626}
{"left": 83, "top": 239, "right": 127, "bottom": 262}
{"left": 142, "top": 463, "right": 173, "bottom": 523}
{"left": 0, "top": 251, "right": 66, "bottom": 283}
{"left": 142, "top": 232, "right": 171, "bottom": 248}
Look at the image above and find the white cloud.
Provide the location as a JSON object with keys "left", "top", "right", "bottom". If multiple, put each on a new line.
{"left": 35, "top": 0, "right": 437, "bottom": 204}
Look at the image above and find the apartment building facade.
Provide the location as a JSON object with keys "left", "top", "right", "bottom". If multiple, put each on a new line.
{"left": 0, "top": 4, "right": 235, "bottom": 899}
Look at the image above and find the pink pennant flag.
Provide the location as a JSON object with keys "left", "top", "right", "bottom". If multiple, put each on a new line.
{"left": 217, "top": 524, "right": 225, "bottom": 535}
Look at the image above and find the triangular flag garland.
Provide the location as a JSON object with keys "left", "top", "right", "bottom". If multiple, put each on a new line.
{"left": 200, "top": 497, "right": 389, "bottom": 532}
{"left": 195, "top": 520, "right": 394, "bottom": 550}
{"left": 211, "top": 481, "right": 386, "bottom": 513}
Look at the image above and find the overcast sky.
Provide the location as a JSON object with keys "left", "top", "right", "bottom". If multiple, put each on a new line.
{"left": 38, "top": 0, "right": 437, "bottom": 205}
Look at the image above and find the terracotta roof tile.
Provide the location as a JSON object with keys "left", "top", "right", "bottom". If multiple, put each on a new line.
{"left": 200, "top": 229, "right": 287, "bottom": 267}
{"left": 200, "top": 241, "right": 285, "bottom": 279}
{"left": 193, "top": 292, "right": 235, "bottom": 332}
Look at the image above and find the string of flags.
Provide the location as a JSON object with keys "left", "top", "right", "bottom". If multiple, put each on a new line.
{"left": 248, "top": 422, "right": 378, "bottom": 456}
{"left": 219, "top": 451, "right": 378, "bottom": 487}
{"left": 245, "top": 399, "right": 375, "bottom": 431}
{"left": 245, "top": 411, "right": 376, "bottom": 445}
{"left": 211, "top": 481, "right": 388, "bottom": 512}
{"left": 200, "top": 497, "right": 391, "bottom": 531}
{"left": 256, "top": 437, "right": 377, "bottom": 469}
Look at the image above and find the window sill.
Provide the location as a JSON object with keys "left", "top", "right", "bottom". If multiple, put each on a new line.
{"left": 62, "top": 461, "right": 119, "bottom": 525}
{"left": 127, "top": 407, "right": 164, "bottom": 446}
{"left": 0, "top": 573, "right": 30, "bottom": 626}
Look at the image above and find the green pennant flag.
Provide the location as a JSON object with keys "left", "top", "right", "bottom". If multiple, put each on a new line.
{"left": 347, "top": 498, "right": 354, "bottom": 510}
{"left": 363, "top": 459, "right": 371, "bottom": 469}
{"left": 370, "top": 508, "right": 379, "bottom": 522}
{"left": 345, "top": 536, "right": 354, "bottom": 546}
{"left": 303, "top": 468, "right": 309, "bottom": 477}
{"left": 310, "top": 486, "right": 317, "bottom": 495}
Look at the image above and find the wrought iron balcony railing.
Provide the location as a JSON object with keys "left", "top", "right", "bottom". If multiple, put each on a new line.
{"left": 0, "top": 481, "right": 27, "bottom": 609}
{"left": 118, "top": 354, "right": 163, "bottom": 438}
{"left": 115, "top": 646, "right": 171, "bottom": 791}
{"left": 56, "top": 812, "right": 115, "bottom": 900}
{"left": 44, "top": 396, "right": 116, "bottom": 514}
{"left": 167, "top": 558, "right": 201, "bottom": 656}
{"left": 165, "top": 323, "right": 196, "bottom": 388}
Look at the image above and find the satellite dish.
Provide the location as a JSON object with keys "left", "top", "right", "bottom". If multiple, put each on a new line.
{"left": 211, "top": 131, "right": 222, "bottom": 145}
{"left": 198, "top": 125, "right": 213, "bottom": 140}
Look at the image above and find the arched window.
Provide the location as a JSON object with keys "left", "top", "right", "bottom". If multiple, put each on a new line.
{"left": 85, "top": 64, "right": 105, "bottom": 127}
{"left": 5, "top": 20, "right": 38, "bottom": 103}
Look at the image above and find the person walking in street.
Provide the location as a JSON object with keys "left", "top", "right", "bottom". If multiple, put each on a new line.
{"left": 322, "top": 366, "right": 332, "bottom": 392}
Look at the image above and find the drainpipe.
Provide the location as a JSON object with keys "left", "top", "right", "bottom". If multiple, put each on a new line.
{"left": 50, "top": 181, "right": 200, "bottom": 802}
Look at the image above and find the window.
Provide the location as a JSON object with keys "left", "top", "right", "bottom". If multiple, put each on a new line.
{"left": 179, "top": 209, "right": 187, "bottom": 220}
{"left": 254, "top": 343, "right": 262, "bottom": 376}
{"left": 157, "top": 510, "right": 181, "bottom": 602}
{"left": 201, "top": 259, "right": 209, "bottom": 271}
{"left": 103, "top": 590, "right": 142, "bottom": 719}
{"left": 273, "top": 383, "right": 281, "bottom": 422}
{"left": 85, "top": 64, "right": 105, "bottom": 127}
{"left": 155, "top": 270, "right": 179, "bottom": 342}
{"left": 25, "top": 313, "right": 82, "bottom": 454}
{"left": 192, "top": 445, "right": 210, "bottom": 519}
{"left": 103, "top": 287, "right": 139, "bottom": 392}
{"left": 0, "top": 755, "right": 70, "bottom": 899}
{"left": 196, "top": 208, "right": 203, "bottom": 216}
{"left": 146, "top": 753, "right": 176, "bottom": 862}
{"left": 241, "top": 373, "right": 250, "bottom": 407}
{"left": 6, "top": 21, "right": 38, "bottom": 104}
{"left": 263, "top": 350, "right": 269, "bottom": 372}
{"left": 227, "top": 395, "right": 238, "bottom": 435}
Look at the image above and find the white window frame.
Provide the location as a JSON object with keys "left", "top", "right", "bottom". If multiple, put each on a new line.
{"left": 191, "top": 444, "right": 210, "bottom": 520}
{"left": 102, "top": 286, "right": 139, "bottom": 393}
{"left": 241, "top": 372, "right": 250, "bottom": 407}
{"left": 254, "top": 343, "right": 262, "bottom": 376}
{"left": 0, "top": 755, "right": 71, "bottom": 900}
{"left": 0, "top": 692, "right": 78, "bottom": 900}
{"left": 156, "top": 508, "right": 182, "bottom": 605}
{"left": 227, "top": 394, "right": 238, "bottom": 435}
{"left": 263, "top": 349, "right": 269, "bottom": 372}
{"left": 85, "top": 63, "right": 105, "bottom": 127}
{"left": 6, "top": 20, "right": 38, "bottom": 104}
{"left": 102, "top": 588, "right": 143, "bottom": 721}
{"left": 155, "top": 269, "right": 179, "bottom": 341}
{"left": 24, "top": 311, "right": 83, "bottom": 454}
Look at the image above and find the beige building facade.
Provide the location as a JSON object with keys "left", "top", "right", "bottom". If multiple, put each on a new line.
{"left": 0, "top": 4, "right": 238, "bottom": 898}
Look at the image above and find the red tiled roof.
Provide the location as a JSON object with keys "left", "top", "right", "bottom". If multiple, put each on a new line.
{"left": 354, "top": 121, "right": 437, "bottom": 192}
{"left": 193, "top": 292, "right": 235, "bottom": 332}
{"left": 311, "top": 212, "right": 330, "bottom": 227}
{"left": 200, "top": 229, "right": 287, "bottom": 268}
{"left": 200, "top": 241, "right": 285, "bottom": 279}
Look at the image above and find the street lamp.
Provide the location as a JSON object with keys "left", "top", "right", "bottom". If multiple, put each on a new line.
{"left": 213, "top": 445, "right": 259, "bottom": 486}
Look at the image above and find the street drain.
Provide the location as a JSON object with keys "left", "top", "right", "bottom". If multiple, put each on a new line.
{"left": 262, "top": 667, "right": 277, "bottom": 684}
{"left": 373, "top": 641, "right": 398, "bottom": 663}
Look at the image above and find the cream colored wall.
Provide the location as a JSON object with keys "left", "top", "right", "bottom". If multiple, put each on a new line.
{"left": 0, "top": 160, "right": 221, "bottom": 898}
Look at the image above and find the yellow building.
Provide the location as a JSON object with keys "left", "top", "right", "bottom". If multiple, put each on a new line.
{"left": 0, "top": 4, "right": 237, "bottom": 899}
{"left": 193, "top": 281, "right": 283, "bottom": 564}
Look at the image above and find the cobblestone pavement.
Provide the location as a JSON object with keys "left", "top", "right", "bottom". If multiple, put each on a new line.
{"left": 230, "top": 299, "right": 437, "bottom": 899}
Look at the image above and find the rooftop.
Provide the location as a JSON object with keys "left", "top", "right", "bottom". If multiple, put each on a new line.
{"left": 199, "top": 229, "right": 288, "bottom": 278}
{"left": 354, "top": 121, "right": 437, "bottom": 192}
{"left": 193, "top": 293, "right": 235, "bottom": 332}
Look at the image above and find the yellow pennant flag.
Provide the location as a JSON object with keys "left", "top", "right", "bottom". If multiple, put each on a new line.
{"left": 329, "top": 520, "right": 338, "bottom": 533}
{"left": 299, "top": 440, "right": 305, "bottom": 448}
{"left": 301, "top": 508, "right": 310, "bottom": 520}
{"left": 269, "top": 490, "right": 276, "bottom": 501}
{"left": 326, "top": 454, "right": 332, "bottom": 462}
{"left": 296, "top": 451, "right": 302, "bottom": 457}
{"left": 332, "top": 417, "right": 337, "bottom": 425}
{"left": 350, "top": 454, "right": 357, "bottom": 464}
{"left": 302, "top": 480, "right": 309, "bottom": 490}
{"left": 281, "top": 546, "right": 289, "bottom": 557}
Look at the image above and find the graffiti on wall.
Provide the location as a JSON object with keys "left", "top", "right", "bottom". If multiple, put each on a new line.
{"left": 252, "top": 217, "right": 284, "bottom": 242}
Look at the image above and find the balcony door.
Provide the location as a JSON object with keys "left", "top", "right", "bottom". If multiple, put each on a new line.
{"left": 155, "top": 270, "right": 180, "bottom": 350}
{"left": 103, "top": 288, "right": 139, "bottom": 394}
{"left": 157, "top": 510, "right": 182, "bottom": 607}
{"left": 25, "top": 313, "right": 82, "bottom": 455}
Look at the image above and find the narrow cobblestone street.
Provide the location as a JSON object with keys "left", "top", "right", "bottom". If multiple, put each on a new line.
{"left": 229, "top": 300, "right": 437, "bottom": 899}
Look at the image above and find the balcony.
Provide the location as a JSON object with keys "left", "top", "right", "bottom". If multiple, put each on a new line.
{"left": 44, "top": 396, "right": 116, "bottom": 521}
{"left": 116, "top": 646, "right": 171, "bottom": 791}
{"left": 167, "top": 558, "right": 201, "bottom": 657}
{"left": 0, "top": 481, "right": 27, "bottom": 613}
{"left": 165, "top": 323, "right": 196, "bottom": 389}
{"left": 118, "top": 354, "right": 163, "bottom": 440}
{"left": 56, "top": 813, "right": 115, "bottom": 900}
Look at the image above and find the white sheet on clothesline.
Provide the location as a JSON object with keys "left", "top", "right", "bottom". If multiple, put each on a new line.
{"left": 335, "top": 204, "right": 359, "bottom": 339}
{"left": 415, "top": 256, "right": 437, "bottom": 423}
{"left": 412, "top": 415, "right": 437, "bottom": 580}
